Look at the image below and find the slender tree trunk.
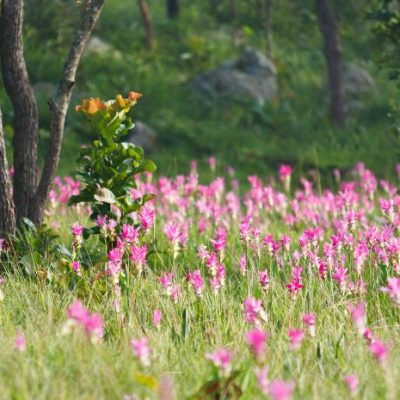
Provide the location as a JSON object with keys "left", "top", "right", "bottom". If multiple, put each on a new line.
{"left": 167, "top": 0, "right": 179, "bottom": 19}
{"left": 0, "top": 0, "right": 39, "bottom": 224}
{"left": 264, "top": 0, "right": 273, "bottom": 57}
{"left": 30, "top": 0, "right": 106, "bottom": 225}
{"left": 315, "top": 0, "right": 346, "bottom": 127}
{"left": 0, "top": 107, "right": 16, "bottom": 236}
{"left": 230, "top": 0, "right": 237, "bottom": 18}
{"left": 138, "top": 0, "right": 154, "bottom": 49}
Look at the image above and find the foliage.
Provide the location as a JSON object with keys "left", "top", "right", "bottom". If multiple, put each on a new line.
{"left": 69, "top": 92, "right": 156, "bottom": 242}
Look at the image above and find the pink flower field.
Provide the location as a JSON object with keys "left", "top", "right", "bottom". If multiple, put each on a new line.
{"left": 1, "top": 160, "right": 400, "bottom": 399}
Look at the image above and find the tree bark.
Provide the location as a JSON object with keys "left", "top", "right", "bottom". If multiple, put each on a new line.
{"left": 263, "top": 0, "right": 273, "bottom": 57}
{"left": 0, "top": 0, "right": 39, "bottom": 224}
{"left": 167, "top": 0, "right": 179, "bottom": 19}
{"left": 315, "top": 0, "right": 346, "bottom": 127}
{"left": 230, "top": 0, "right": 237, "bottom": 18}
{"left": 0, "top": 107, "right": 16, "bottom": 236}
{"left": 138, "top": 0, "right": 154, "bottom": 49}
{"left": 30, "top": 0, "right": 106, "bottom": 225}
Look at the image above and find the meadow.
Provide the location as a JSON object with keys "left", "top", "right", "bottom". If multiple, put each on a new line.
{"left": 1, "top": 159, "right": 400, "bottom": 399}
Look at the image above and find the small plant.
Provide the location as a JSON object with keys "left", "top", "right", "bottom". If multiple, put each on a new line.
{"left": 69, "top": 92, "right": 156, "bottom": 244}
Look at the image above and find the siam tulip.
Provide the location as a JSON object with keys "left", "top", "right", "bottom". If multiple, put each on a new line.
{"left": 210, "top": 227, "right": 227, "bottom": 260}
{"left": 344, "top": 374, "right": 358, "bottom": 397}
{"left": 245, "top": 329, "right": 267, "bottom": 362}
{"left": 268, "top": 379, "right": 296, "bottom": 400}
{"left": 243, "top": 297, "right": 267, "bottom": 326}
{"left": 121, "top": 224, "right": 139, "bottom": 243}
{"left": 368, "top": 339, "right": 390, "bottom": 364}
{"left": 163, "top": 222, "right": 183, "bottom": 260}
{"left": 208, "top": 156, "right": 216, "bottom": 172}
{"left": 255, "top": 366, "right": 269, "bottom": 395}
{"left": 381, "top": 277, "right": 400, "bottom": 306}
{"left": 206, "top": 348, "right": 233, "bottom": 377}
{"left": 332, "top": 266, "right": 348, "bottom": 292}
{"left": 139, "top": 207, "right": 155, "bottom": 231}
{"left": 363, "top": 327, "right": 374, "bottom": 345}
{"left": 130, "top": 244, "right": 148, "bottom": 274}
{"left": 302, "top": 313, "right": 316, "bottom": 337}
{"left": 106, "top": 247, "right": 123, "bottom": 278}
{"left": 259, "top": 270, "right": 269, "bottom": 291}
{"left": 15, "top": 332, "right": 26, "bottom": 352}
{"left": 71, "top": 261, "right": 81, "bottom": 275}
{"left": 209, "top": 264, "right": 226, "bottom": 293}
{"left": 131, "top": 337, "right": 151, "bottom": 367}
{"left": 71, "top": 222, "right": 84, "bottom": 250}
{"left": 278, "top": 164, "right": 293, "bottom": 192}
{"left": 186, "top": 269, "right": 204, "bottom": 297}
{"left": 65, "top": 300, "right": 104, "bottom": 343}
{"left": 153, "top": 309, "right": 162, "bottom": 328}
{"left": 348, "top": 302, "right": 367, "bottom": 335}
{"left": 288, "top": 328, "right": 305, "bottom": 350}
{"left": 238, "top": 255, "right": 247, "bottom": 275}
{"left": 0, "top": 238, "right": 5, "bottom": 253}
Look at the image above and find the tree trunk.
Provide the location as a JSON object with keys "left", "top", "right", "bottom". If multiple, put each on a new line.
{"left": 0, "top": 107, "right": 16, "bottom": 236}
{"left": 30, "top": 0, "right": 106, "bottom": 225}
{"left": 138, "top": 0, "right": 154, "bottom": 49}
{"left": 167, "top": 0, "right": 179, "bottom": 19}
{"left": 263, "top": 0, "right": 273, "bottom": 57}
{"left": 315, "top": 0, "right": 346, "bottom": 127}
{"left": 0, "top": 0, "right": 39, "bottom": 224}
{"left": 230, "top": 0, "right": 237, "bottom": 18}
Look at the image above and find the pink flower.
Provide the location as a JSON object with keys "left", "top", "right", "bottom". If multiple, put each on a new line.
{"left": 348, "top": 302, "right": 367, "bottom": 335}
{"left": 67, "top": 300, "right": 90, "bottom": 323}
{"left": 259, "top": 270, "right": 269, "bottom": 291}
{"left": 243, "top": 297, "right": 266, "bottom": 326}
{"left": 332, "top": 266, "right": 348, "bottom": 291}
{"left": 278, "top": 164, "right": 293, "bottom": 180}
{"left": 130, "top": 245, "right": 148, "bottom": 267}
{"left": 84, "top": 313, "right": 104, "bottom": 339}
{"left": 208, "top": 156, "right": 216, "bottom": 172}
{"left": 139, "top": 207, "right": 155, "bottom": 231}
{"left": 344, "top": 374, "right": 358, "bottom": 396}
{"left": 245, "top": 329, "right": 267, "bottom": 362}
{"left": 71, "top": 261, "right": 81, "bottom": 274}
{"left": 163, "top": 222, "right": 182, "bottom": 243}
{"left": 369, "top": 339, "right": 390, "bottom": 364}
{"left": 160, "top": 272, "right": 174, "bottom": 289}
{"left": 206, "top": 348, "right": 233, "bottom": 376}
{"left": 15, "top": 332, "right": 26, "bottom": 352}
{"left": 66, "top": 300, "right": 104, "bottom": 342}
{"left": 0, "top": 238, "right": 5, "bottom": 253}
{"left": 121, "top": 224, "right": 139, "bottom": 243}
{"left": 255, "top": 366, "right": 269, "bottom": 394}
{"left": 186, "top": 269, "right": 204, "bottom": 297}
{"left": 302, "top": 313, "right": 316, "bottom": 337}
{"left": 238, "top": 256, "right": 247, "bottom": 275}
{"left": 131, "top": 337, "right": 151, "bottom": 367}
{"left": 268, "top": 379, "right": 295, "bottom": 400}
{"left": 288, "top": 329, "right": 305, "bottom": 350}
{"left": 71, "top": 222, "right": 84, "bottom": 237}
{"left": 153, "top": 309, "right": 162, "bottom": 328}
{"left": 381, "top": 277, "right": 400, "bottom": 306}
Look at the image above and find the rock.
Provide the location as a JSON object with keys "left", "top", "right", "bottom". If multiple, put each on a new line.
{"left": 343, "top": 63, "right": 375, "bottom": 97}
{"left": 85, "top": 36, "right": 122, "bottom": 59}
{"left": 126, "top": 121, "right": 158, "bottom": 153}
{"left": 191, "top": 46, "right": 277, "bottom": 105}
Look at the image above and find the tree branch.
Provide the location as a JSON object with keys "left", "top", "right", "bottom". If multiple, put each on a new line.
{"left": 31, "top": 0, "right": 106, "bottom": 224}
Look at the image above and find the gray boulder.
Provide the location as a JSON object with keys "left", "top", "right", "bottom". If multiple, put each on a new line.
{"left": 86, "top": 36, "right": 122, "bottom": 59}
{"left": 191, "top": 47, "right": 277, "bottom": 105}
{"left": 343, "top": 63, "right": 375, "bottom": 98}
{"left": 126, "top": 121, "right": 158, "bottom": 153}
